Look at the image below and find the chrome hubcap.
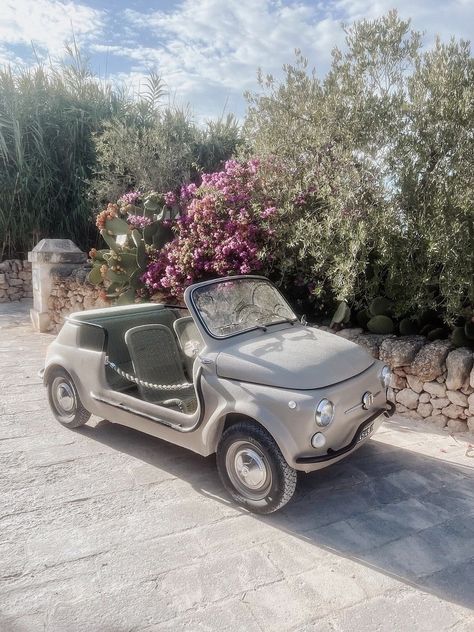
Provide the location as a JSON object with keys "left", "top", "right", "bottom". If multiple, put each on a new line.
{"left": 226, "top": 441, "right": 272, "bottom": 500}
{"left": 57, "top": 383, "right": 74, "bottom": 412}
{"left": 51, "top": 377, "right": 76, "bottom": 421}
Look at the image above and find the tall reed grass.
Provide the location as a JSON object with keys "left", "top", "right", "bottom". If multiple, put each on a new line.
{"left": 0, "top": 50, "right": 127, "bottom": 259}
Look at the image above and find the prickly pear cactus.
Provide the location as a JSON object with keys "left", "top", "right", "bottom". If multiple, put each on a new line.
{"left": 367, "top": 315, "right": 394, "bottom": 335}
{"left": 88, "top": 191, "right": 176, "bottom": 304}
{"left": 330, "top": 301, "right": 351, "bottom": 327}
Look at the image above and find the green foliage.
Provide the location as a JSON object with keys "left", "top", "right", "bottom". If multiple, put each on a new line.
{"left": 244, "top": 11, "right": 473, "bottom": 324}
{"left": 367, "top": 315, "right": 395, "bottom": 335}
{"left": 92, "top": 111, "right": 242, "bottom": 205}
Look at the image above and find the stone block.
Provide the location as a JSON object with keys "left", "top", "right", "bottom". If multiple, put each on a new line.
{"left": 446, "top": 348, "right": 473, "bottom": 390}
{"left": 389, "top": 373, "right": 406, "bottom": 389}
{"left": 442, "top": 404, "right": 464, "bottom": 419}
{"left": 396, "top": 388, "right": 419, "bottom": 410}
{"left": 417, "top": 402, "right": 432, "bottom": 418}
{"left": 446, "top": 390, "right": 468, "bottom": 407}
{"left": 410, "top": 340, "right": 452, "bottom": 382}
{"left": 406, "top": 374, "right": 423, "bottom": 393}
{"left": 467, "top": 416, "right": 474, "bottom": 432}
{"left": 419, "top": 392, "right": 430, "bottom": 404}
{"left": 431, "top": 397, "right": 450, "bottom": 410}
{"left": 423, "top": 381, "right": 446, "bottom": 398}
{"left": 379, "top": 336, "right": 425, "bottom": 367}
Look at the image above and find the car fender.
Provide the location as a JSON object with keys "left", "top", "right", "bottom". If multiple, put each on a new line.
{"left": 43, "top": 348, "right": 103, "bottom": 412}
{"left": 206, "top": 398, "right": 301, "bottom": 468}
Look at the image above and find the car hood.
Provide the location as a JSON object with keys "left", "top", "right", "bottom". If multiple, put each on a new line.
{"left": 216, "top": 325, "right": 374, "bottom": 389}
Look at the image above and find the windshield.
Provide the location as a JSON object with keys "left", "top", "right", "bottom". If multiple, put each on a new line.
{"left": 191, "top": 277, "right": 297, "bottom": 338}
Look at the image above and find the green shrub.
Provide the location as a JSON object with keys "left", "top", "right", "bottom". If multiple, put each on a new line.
{"left": 244, "top": 11, "right": 473, "bottom": 324}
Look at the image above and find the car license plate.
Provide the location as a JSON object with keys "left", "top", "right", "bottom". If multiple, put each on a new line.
{"left": 357, "top": 423, "right": 374, "bottom": 443}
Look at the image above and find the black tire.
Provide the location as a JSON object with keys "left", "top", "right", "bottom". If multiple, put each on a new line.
{"left": 47, "top": 368, "right": 91, "bottom": 428}
{"left": 217, "top": 421, "right": 297, "bottom": 514}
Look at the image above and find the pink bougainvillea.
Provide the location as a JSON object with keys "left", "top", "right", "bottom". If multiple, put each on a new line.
{"left": 141, "top": 160, "right": 277, "bottom": 298}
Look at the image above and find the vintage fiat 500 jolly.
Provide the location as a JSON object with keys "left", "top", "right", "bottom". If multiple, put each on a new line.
{"left": 43, "top": 275, "right": 394, "bottom": 513}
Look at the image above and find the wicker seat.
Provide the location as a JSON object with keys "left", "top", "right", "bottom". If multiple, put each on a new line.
{"left": 124, "top": 324, "right": 197, "bottom": 412}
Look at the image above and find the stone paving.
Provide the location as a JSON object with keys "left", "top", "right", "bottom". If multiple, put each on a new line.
{"left": 1, "top": 301, "right": 474, "bottom": 632}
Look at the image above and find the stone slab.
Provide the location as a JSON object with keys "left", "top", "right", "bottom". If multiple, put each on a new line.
{"left": 1, "top": 304, "right": 474, "bottom": 631}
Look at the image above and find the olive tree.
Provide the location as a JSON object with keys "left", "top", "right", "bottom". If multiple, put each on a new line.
{"left": 244, "top": 11, "right": 473, "bottom": 322}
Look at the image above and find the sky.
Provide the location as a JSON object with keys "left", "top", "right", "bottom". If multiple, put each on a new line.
{"left": 1, "top": 0, "right": 473, "bottom": 120}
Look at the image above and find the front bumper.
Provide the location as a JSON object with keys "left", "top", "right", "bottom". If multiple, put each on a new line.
{"left": 295, "top": 402, "right": 395, "bottom": 464}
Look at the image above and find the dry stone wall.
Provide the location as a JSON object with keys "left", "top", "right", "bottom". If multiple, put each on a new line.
{"left": 334, "top": 328, "right": 474, "bottom": 433}
{"left": 47, "top": 264, "right": 107, "bottom": 332}
{"left": 0, "top": 260, "right": 32, "bottom": 302}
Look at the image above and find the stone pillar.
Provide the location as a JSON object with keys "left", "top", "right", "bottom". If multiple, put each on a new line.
{"left": 28, "top": 239, "right": 87, "bottom": 332}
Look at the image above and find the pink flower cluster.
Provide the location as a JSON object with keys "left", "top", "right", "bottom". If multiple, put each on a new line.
{"left": 142, "top": 160, "right": 276, "bottom": 298}
{"left": 118, "top": 190, "right": 142, "bottom": 206}
{"left": 163, "top": 191, "right": 177, "bottom": 206}
{"left": 126, "top": 214, "right": 153, "bottom": 229}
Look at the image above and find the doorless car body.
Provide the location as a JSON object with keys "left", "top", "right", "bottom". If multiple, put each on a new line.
{"left": 43, "top": 275, "right": 394, "bottom": 513}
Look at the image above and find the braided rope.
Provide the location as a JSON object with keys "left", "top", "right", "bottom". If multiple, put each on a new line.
{"left": 106, "top": 361, "right": 193, "bottom": 391}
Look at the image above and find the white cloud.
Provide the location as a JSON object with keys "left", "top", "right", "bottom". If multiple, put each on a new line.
{"left": 110, "top": 0, "right": 345, "bottom": 118}
{"left": 0, "top": 0, "right": 104, "bottom": 59}
{"left": 113, "top": 0, "right": 473, "bottom": 119}
{"left": 1, "top": 0, "right": 472, "bottom": 118}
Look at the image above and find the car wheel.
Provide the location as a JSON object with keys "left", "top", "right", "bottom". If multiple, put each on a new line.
{"left": 217, "top": 421, "right": 297, "bottom": 514}
{"left": 47, "top": 369, "right": 91, "bottom": 428}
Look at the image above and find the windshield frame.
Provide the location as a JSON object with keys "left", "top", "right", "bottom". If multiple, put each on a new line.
{"left": 188, "top": 275, "right": 298, "bottom": 341}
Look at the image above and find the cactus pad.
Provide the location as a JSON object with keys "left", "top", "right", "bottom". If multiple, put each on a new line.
{"left": 367, "top": 315, "right": 394, "bottom": 334}
{"left": 369, "top": 296, "right": 392, "bottom": 316}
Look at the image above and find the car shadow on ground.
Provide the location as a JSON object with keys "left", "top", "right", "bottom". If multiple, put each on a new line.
{"left": 76, "top": 419, "right": 474, "bottom": 611}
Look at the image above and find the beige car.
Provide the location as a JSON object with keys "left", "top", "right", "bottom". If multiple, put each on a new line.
{"left": 43, "top": 275, "right": 394, "bottom": 513}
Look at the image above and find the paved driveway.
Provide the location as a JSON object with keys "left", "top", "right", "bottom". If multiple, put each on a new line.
{"left": 1, "top": 302, "right": 474, "bottom": 632}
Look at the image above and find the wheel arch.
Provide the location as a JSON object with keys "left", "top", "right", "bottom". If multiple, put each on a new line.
{"left": 43, "top": 363, "right": 71, "bottom": 385}
{"left": 210, "top": 410, "right": 299, "bottom": 468}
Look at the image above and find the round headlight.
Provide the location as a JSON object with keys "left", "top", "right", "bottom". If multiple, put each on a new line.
{"left": 380, "top": 365, "right": 391, "bottom": 389}
{"left": 315, "top": 399, "right": 335, "bottom": 427}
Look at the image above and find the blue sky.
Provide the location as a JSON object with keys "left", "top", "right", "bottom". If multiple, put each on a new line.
{"left": 1, "top": 1, "right": 473, "bottom": 120}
